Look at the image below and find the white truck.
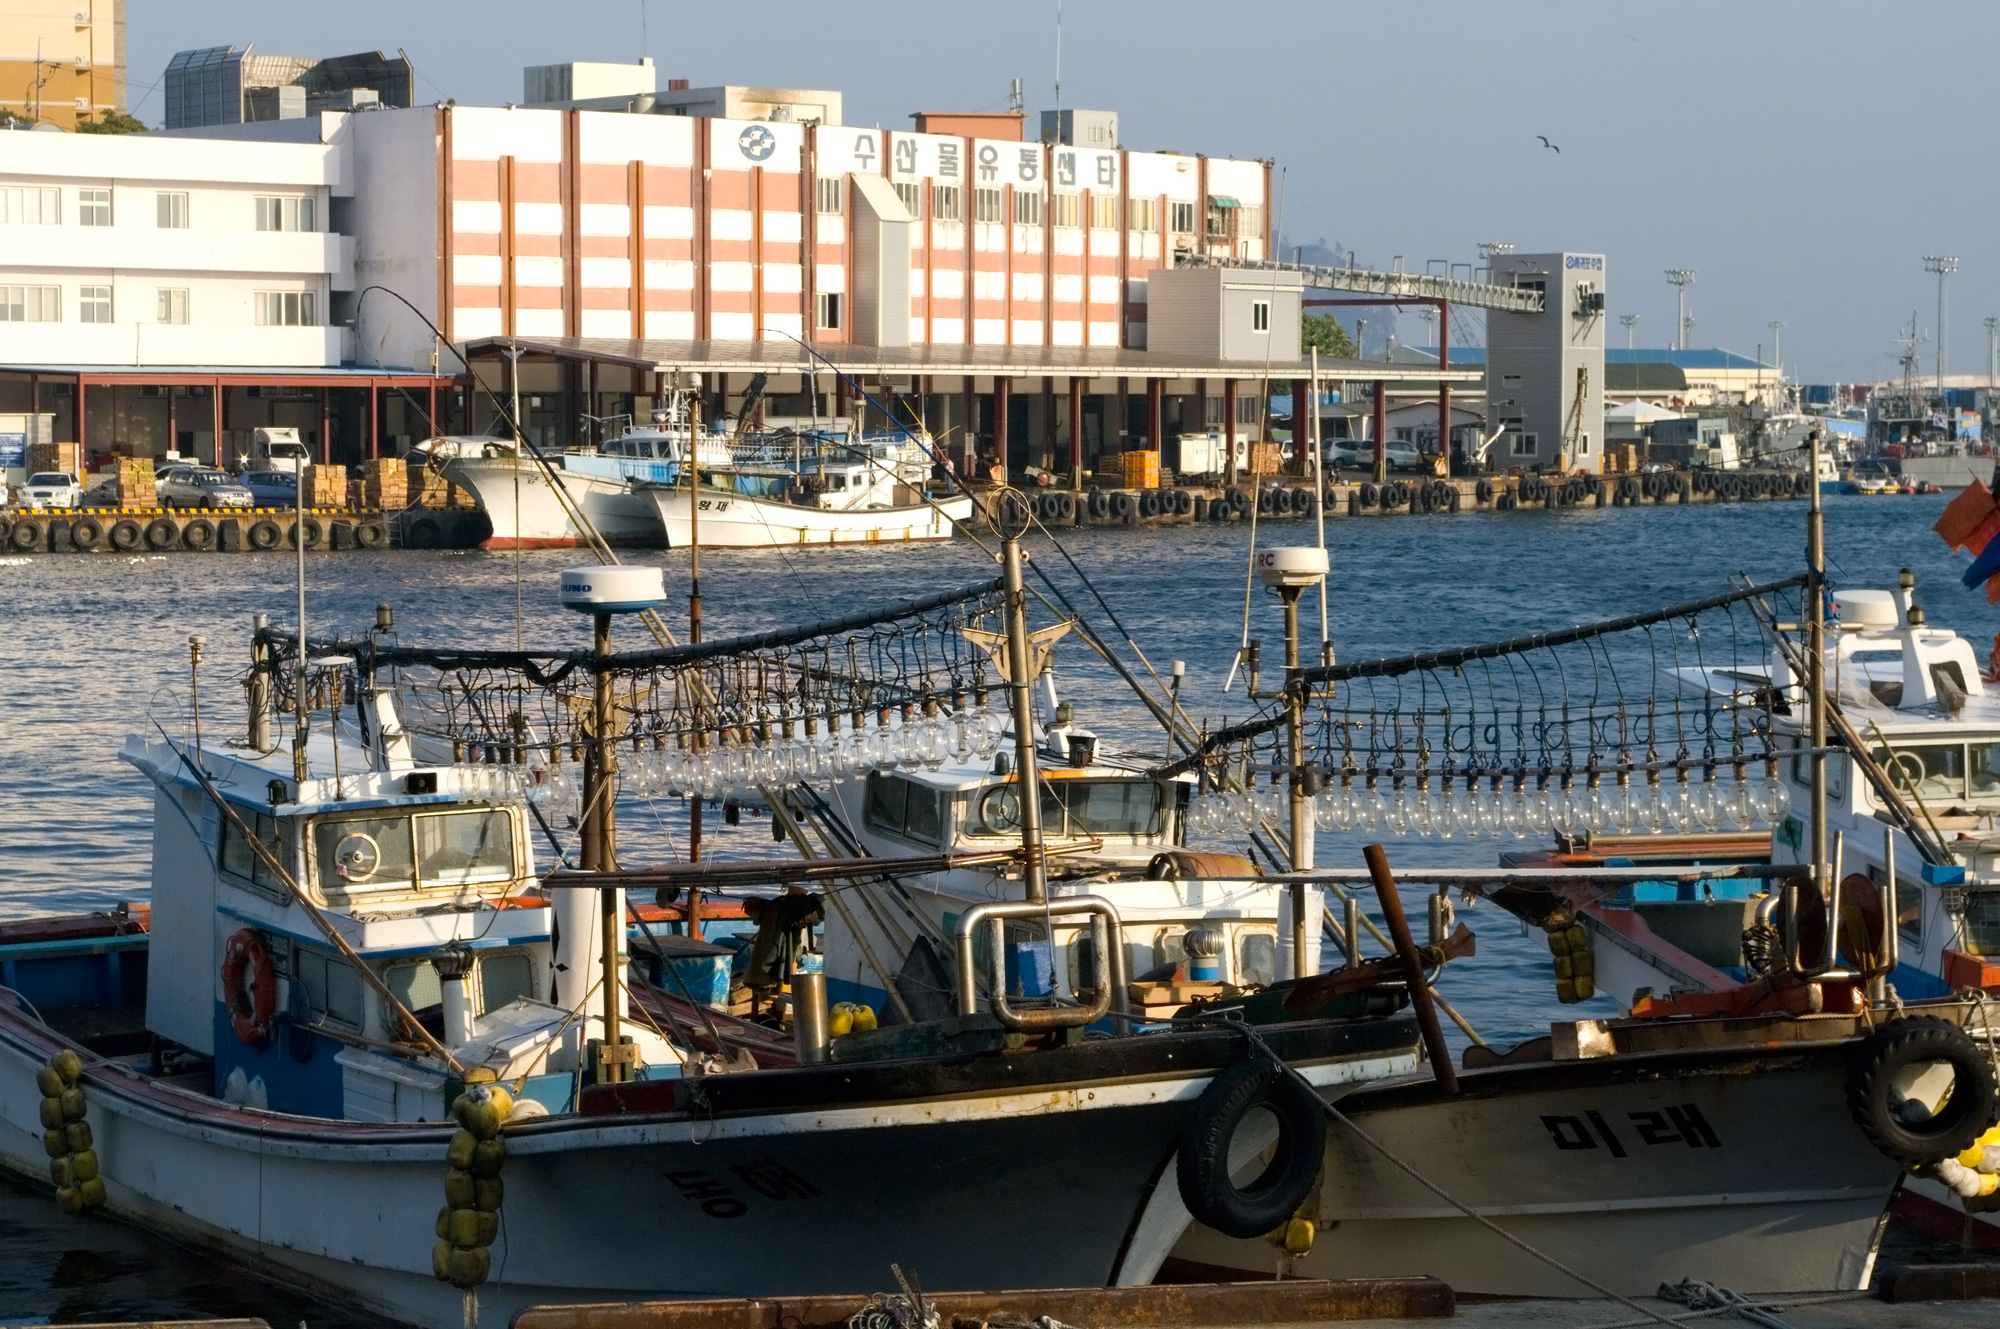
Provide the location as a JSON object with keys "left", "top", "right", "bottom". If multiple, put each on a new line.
{"left": 232, "top": 426, "right": 313, "bottom": 475}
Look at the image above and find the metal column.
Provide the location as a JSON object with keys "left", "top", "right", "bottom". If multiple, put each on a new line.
{"left": 1223, "top": 380, "right": 1238, "bottom": 484}
{"left": 993, "top": 377, "right": 1011, "bottom": 482}
{"left": 1068, "top": 376, "right": 1084, "bottom": 490}
{"left": 1371, "top": 379, "right": 1388, "bottom": 486}
{"left": 1438, "top": 303, "right": 1453, "bottom": 475}
{"left": 1146, "top": 377, "right": 1163, "bottom": 457}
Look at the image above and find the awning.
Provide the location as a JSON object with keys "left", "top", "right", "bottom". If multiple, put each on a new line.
{"left": 1209, "top": 195, "right": 1241, "bottom": 208}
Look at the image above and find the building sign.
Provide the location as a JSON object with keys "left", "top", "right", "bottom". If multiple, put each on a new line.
{"left": 737, "top": 124, "right": 776, "bottom": 162}
{"left": 0, "top": 433, "right": 22, "bottom": 467}
{"left": 1564, "top": 255, "right": 1605, "bottom": 271}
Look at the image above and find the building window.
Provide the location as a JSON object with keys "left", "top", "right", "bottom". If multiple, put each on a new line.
{"left": 1090, "top": 195, "right": 1117, "bottom": 230}
{"left": 157, "top": 288, "right": 190, "bottom": 324}
{"left": 256, "top": 291, "right": 317, "bottom": 326}
{"left": 0, "top": 187, "right": 60, "bottom": 225}
{"left": 1238, "top": 206, "right": 1263, "bottom": 242}
{"left": 815, "top": 177, "right": 844, "bottom": 215}
{"left": 1129, "top": 198, "right": 1157, "bottom": 231}
{"left": 893, "top": 181, "right": 922, "bottom": 218}
{"left": 1576, "top": 432, "right": 1591, "bottom": 455}
{"left": 157, "top": 191, "right": 189, "bottom": 229}
{"left": 816, "top": 291, "right": 842, "bottom": 331}
{"left": 77, "top": 188, "right": 111, "bottom": 227}
{"left": 255, "top": 195, "right": 317, "bottom": 232}
{"left": 0, "top": 286, "right": 60, "bottom": 322}
{"left": 1511, "top": 431, "right": 1538, "bottom": 457}
{"left": 79, "top": 286, "right": 112, "bottom": 323}
{"left": 931, "top": 184, "right": 961, "bottom": 221}
{"left": 1012, "top": 191, "right": 1041, "bottom": 226}
{"left": 973, "top": 188, "right": 1003, "bottom": 224}
{"left": 1237, "top": 395, "right": 1260, "bottom": 425}
{"left": 1049, "top": 193, "right": 1080, "bottom": 228}
{"left": 1251, "top": 300, "right": 1270, "bottom": 332}
{"left": 1168, "top": 200, "right": 1195, "bottom": 234}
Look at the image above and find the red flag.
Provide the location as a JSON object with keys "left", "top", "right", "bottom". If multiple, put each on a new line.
{"left": 1936, "top": 478, "right": 1998, "bottom": 551}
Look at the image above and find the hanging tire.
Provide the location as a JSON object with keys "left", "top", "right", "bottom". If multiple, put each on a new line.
{"left": 247, "top": 519, "right": 283, "bottom": 551}
{"left": 1271, "top": 486, "right": 1292, "bottom": 516}
{"left": 181, "top": 518, "right": 216, "bottom": 551}
{"left": 1846, "top": 1016, "right": 1999, "bottom": 1167}
{"left": 1359, "top": 482, "right": 1380, "bottom": 508}
{"left": 69, "top": 516, "right": 104, "bottom": 551}
{"left": 1175, "top": 488, "right": 1194, "bottom": 515}
{"left": 107, "top": 518, "right": 142, "bottom": 551}
{"left": 1497, "top": 491, "right": 1516, "bottom": 511}
{"left": 10, "top": 518, "right": 43, "bottom": 552}
{"left": 1226, "top": 487, "right": 1250, "bottom": 515}
{"left": 289, "top": 516, "right": 325, "bottom": 549}
{"left": 1620, "top": 477, "right": 1640, "bottom": 503}
{"left": 1475, "top": 478, "right": 1494, "bottom": 504}
{"left": 1087, "top": 488, "right": 1109, "bottom": 518}
{"left": 1679, "top": 476, "right": 1694, "bottom": 504}
{"left": 1140, "top": 489, "right": 1162, "bottom": 519}
{"left": 1255, "top": 487, "right": 1273, "bottom": 516}
{"left": 144, "top": 518, "right": 178, "bottom": 550}
{"left": 356, "top": 519, "right": 388, "bottom": 549}
{"left": 1176, "top": 1058, "right": 1328, "bottom": 1239}
{"left": 406, "top": 516, "right": 442, "bottom": 549}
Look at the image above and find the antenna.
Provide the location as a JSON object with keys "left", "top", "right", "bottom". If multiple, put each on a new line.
{"left": 1923, "top": 255, "right": 1958, "bottom": 395}
{"left": 1053, "top": 0, "right": 1062, "bottom": 131}
{"left": 1767, "top": 319, "right": 1785, "bottom": 382}
{"left": 1619, "top": 313, "right": 1638, "bottom": 350}
{"left": 1008, "top": 78, "right": 1024, "bottom": 114}
{"left": 1984, "top": 315, "right": 1998, "bottom": 391}
{"left": 1663, "top": 269, "right": 1695, "bottom": 351}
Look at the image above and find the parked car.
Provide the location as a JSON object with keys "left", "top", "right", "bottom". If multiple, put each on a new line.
{"left": 21, "top": 472, "right": 82, "bottom": 508}
{"left": 158, "top": 467, "right": 255, "bottom": 510}
{"left": 238, "top": 470, "right": 298, "bottom": 505}
{"left": 152, "top": 463, "right": 196, "bottom": 502}
{"left": 1321, "top": 439, "right": 1368, "bottom": 469}
{"left": 1385, "top": 439, "right": 1428, "bottom": 472}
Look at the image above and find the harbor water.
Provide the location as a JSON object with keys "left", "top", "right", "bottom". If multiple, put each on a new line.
{"left": 0, "top": 492, "right": 1981, "bottom": 1321}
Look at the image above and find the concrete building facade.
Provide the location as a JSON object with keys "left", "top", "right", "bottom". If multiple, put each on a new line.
{"left": 0, "top": 0, "right": 123, "bottom": 128}
{"left": 1486, "top": 251, "right": 1607, "bottom": 473}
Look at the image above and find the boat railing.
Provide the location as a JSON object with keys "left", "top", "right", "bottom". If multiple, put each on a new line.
{"left": 954, "top": 895, "right": 1130, "bottom": 1033}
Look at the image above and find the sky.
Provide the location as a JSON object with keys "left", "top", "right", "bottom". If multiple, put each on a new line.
{"left": 124, "top": 1, "right": 2000, "bottom": 387}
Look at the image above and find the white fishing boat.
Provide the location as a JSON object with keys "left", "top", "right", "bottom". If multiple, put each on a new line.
{"left": 439, "top": 421, "right": 701, "bottom": 549}
{"left": 0, "top": 556, "right": 1425, "bottom": 1328}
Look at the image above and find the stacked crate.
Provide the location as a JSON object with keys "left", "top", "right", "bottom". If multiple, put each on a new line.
{"left": 113, "top": 457, "right": 155, "bottom": 508}
{"left": 1121, "top": 450, "right": 1160, "bottom": 490}
{"left": 26, "top": 441, "right": 82, "bottom": 477}
{"left": 304, "top": 464, "right": 348, "bottom": 508}
{"left": 1248, "top": 442, "right": 1284, "bottom": 476}
{"left": 362, "top": 458, "right": 408, "bottom": 511}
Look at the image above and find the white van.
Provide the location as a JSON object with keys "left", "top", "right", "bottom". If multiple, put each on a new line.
{"left": 249, "top": 427, "right": 312, "bottom": 474}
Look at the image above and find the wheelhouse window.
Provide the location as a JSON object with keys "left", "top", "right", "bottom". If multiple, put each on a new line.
{"left": 968, "top": 778, "right": 1165, "bottom": 839}
{"left": 1872, "top": 742, "right": 2000, "bottom": 809}
{"left": 313, "top": 807, "right": 516, "bottom": 904}
{"left": 864, "top": 772, "right": 944, "bottom": 847}
{"left": 384, "top": 945, "right": 538, "bottom": 1023}
{"left": 295, "top": 945, "right": 363, "bottom": 1028}
{"left": 219, "top": 807, "right": 298, "bottom": 898}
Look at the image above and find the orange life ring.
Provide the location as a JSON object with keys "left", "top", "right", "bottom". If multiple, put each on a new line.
{"left": 221, "top": 928, "right": 278, "bottom": 1047}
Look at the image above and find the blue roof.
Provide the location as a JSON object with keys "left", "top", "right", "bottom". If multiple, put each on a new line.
{"left": 1407, "top": 347, "right": 1774, "bottom": 371}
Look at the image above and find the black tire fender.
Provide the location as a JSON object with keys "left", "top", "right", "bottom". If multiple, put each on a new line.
{"left": 355, "top": 519, "right": 388, "bottom": 549}
{"left": 69, "top": 516, "right": 104, "bottom": 550}
{"left": 1359, "top": 482, "right": 1380, "bottom": 508}
{"left": 181, "top": 518, "right": 216, "bottom": 551}
{"left": 1225, "top": 486, "right": 1250, "bottom": 515}
{"left": 1176, "top": 1058, "right": 1328, "bottom": 1239}
{"left": 247, "top": 519, "right": 282, "bottom": 550}
{"left": 10, "top": 518, "right": 43, "bottom": 552}
{"left": 144, "top": 517, "right": 178, "bottom": 550}
{"left": 108, "top": 518, "right": 143, "bottom": 551}
{"left": 1846, "top": 1016, "right": 1999, "bottom": 1167}
{"left": 1475, "top": 478, "right": 1494, "bottom": 504}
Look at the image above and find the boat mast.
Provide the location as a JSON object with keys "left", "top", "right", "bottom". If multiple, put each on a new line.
{"left": 582, "top": 608, "right": 626, "bottom": 1080}
{"left": 996, "top": 494, "right": 1048, "bottom": 904}
{"left": 1806, "top": 427, "right": 1829, "bottom": 949}
{"left": 688, "top": 389, "right": 704, "bottom": 865}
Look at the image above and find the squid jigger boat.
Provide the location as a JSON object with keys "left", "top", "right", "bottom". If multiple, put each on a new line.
{"left": 0, "top": 487, "right": 1989, "bottom": 1323}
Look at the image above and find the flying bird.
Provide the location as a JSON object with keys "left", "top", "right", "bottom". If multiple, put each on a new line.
{"left": 1536, "top": 135, "right": 1560, "bottom": 153}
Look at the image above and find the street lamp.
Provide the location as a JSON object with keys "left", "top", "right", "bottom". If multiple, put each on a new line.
{"left": 1923, "top": 255, "right": 1958, "bottom": 395}
{"left": 1664, "top": 270, "right": 1695, "bottom": 352}
{"left": 1619, "top": 313, "right": 1639, "bottom": 350}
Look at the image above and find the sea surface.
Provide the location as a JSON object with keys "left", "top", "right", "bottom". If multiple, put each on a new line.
{"left": 0, "top": 492, "right": 1982, "bottom": 1322}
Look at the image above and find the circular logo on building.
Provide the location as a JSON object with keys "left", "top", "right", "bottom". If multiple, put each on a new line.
{"left": 738, "top": 125, "right": 776, "bottom": 161}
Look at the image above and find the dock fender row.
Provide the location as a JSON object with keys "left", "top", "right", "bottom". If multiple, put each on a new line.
{"left": 1225, "top": 486, "right": 1250, "bottom": 515}
{"left": 1475, "top": 478, "right": 1495, "bottom": 504}
{"left": 1174, "top": 488, "right": 1195, "bottom": 515}
{"left": 1176, "top": 1056, "right": 1327, "bottom": 1238}
{"left": 247, "top": 519, "right": 282, "bottom": 550}
{"left": 221, "top": 927, "right": 278, "bottom": 1048}
{"left": 1845, "top": 1015, "right": 1999, "bottom": 1167}
{"left": 1110, "top": 490, "right": 1137, "bottom": 522}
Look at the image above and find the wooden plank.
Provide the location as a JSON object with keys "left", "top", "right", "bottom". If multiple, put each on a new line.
{"left": 511, "top": 1278, "right": 1454, "bottom": 1329}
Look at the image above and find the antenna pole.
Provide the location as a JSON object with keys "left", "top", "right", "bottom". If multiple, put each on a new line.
{"left": 293, "top": 446, "right": 310, "bottom": 783}
{"left": 997, "top": 497, "right": 1048, "bottom": 904}
{"left": 1807, "top": 428, "right": 1829, "bottom": 928}
{"left": 688, "top": 397, "right": 704, "bottom": 864}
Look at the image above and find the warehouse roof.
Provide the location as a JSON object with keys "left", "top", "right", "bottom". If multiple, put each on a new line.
{"left": 460, "top": 337, "right": 1478, "bottom": 384}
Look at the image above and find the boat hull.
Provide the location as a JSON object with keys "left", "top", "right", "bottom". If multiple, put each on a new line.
{"left": 0, "top": 994, "right": 1414, "bottom": 1327}
{"left": 444, "top": 458, "right": 663, "bottom": 549}
{"left": 641, "top": 486, "right": 973, "bottom": 549}
{"left": 1166, "top": 1041, "right": 1902, "bottom": 1297}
